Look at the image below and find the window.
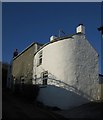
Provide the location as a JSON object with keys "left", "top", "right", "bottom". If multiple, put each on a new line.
{"left": 20, "top": 76, "right": 25, "bottom": 84}
{"left": 34, "top": 75, "right": 37, "bottom": 84}
{"left": 13, "top": 76, "right": 16, "bottom": 84}
{"left": 37, "top": 51, "right": 43, "bottom": 66}
{"left": 21, "top": 79, "right": 24, "bottom": 84}
{"left": 41, "top": 71, "right": 48, "bottom": 85}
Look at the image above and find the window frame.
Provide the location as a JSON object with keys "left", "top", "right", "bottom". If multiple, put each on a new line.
{"left": 37, "top": 51, "right": 43, "bottom": 67}
{"left": 41, "top": 71, "right": 48, "bottom": 85}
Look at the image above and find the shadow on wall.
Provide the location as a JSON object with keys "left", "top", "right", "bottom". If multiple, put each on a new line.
{"left": 47, "top": 76, "right": 95, "bottom": 101}
{"left": 34, "top": 68, "right": 94, "bottom": 109}
{"left": 13, "top": 84, "right": 40, "bottom": 102}
{"left": 36, "top": 70, "right": 95, "bottom": 101}
{"left": 2, "top": 62, "right": 10, "bottom": 88}
{"left": 37, "top": 85, "right": 89, "bottom": 110}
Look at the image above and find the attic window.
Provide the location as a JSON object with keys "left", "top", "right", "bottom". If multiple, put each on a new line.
{"left": 37, "top": 51, "right": 43, "bottom": 66}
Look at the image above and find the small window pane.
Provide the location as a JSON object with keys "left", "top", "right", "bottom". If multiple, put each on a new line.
{"left": 37, "top": 51, "right": 43, "bottom": 66}
{"left": 42, "top": 71, "right": 48, "bottom": 85}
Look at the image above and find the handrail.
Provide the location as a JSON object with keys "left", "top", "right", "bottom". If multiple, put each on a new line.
{"left": 33, "top": 77, "right": 95, "bottom": 101}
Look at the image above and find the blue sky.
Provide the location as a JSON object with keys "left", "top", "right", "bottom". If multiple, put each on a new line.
{"left": 2, "top": 2, "right": 102, "bottom": 73}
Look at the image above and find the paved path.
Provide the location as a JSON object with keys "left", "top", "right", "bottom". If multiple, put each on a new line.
{"left": 3, "top": 88, "right": 102, "bottom": 119}
{"left": 54, "top": 101, "right": 103, "bottom": 119}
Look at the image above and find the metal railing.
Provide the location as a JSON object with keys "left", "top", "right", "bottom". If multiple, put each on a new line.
{"left": 33, "top": 76, "right": 95, "bottom": 101}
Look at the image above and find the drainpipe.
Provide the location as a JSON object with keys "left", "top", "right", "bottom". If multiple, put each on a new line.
{"left": 98, "top": 26, "right": 103, "bottom": 75}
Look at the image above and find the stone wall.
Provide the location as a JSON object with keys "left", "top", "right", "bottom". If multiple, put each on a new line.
{"left": 12, "top": 43, "right": 42, "bottom": 85}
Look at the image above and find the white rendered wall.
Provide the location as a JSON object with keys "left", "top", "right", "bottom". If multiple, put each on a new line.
{"left": 33, "top": 34, "right": 100, "bottom": 109}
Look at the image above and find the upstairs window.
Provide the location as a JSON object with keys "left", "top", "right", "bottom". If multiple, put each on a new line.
{"left": 37, "top": 51, "right": 43, "bottom": 66}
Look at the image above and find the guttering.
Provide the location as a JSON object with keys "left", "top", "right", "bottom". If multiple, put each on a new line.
{"left": 34, "top": 33, "right": 81, "bottom": 56}
{"left": 13, "top": 42, "right": 43, "bottom": 60}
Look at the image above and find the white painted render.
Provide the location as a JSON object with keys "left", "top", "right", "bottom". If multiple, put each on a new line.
{"left": 33, "top": 34, "right": 100, "bottom": 109}
{"left": 76, "top": 25, "right": 85, "bottom": 34}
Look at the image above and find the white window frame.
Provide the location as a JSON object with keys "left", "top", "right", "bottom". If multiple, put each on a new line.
{"left": 37, "top": 51, "right": 43, "bottom": 67}
{"left": 41, "top": 71, "right": 48, "bottom": 85}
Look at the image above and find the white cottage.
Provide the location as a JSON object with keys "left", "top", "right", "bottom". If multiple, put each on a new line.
{"left": 9, "top": 24, "right": 101, "bottom": 110}
{"left": 32, "top": 24, "right": 100, "bottom": 109}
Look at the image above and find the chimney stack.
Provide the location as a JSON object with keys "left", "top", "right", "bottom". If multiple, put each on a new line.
{"left": 50, "top": 36, "right": 57, "bottom": 42}
{"left": 76, "top": 24, "right": 85, "bottom": 34}
{"left": 13, "top": 49, "right": 18, "bottom": 58}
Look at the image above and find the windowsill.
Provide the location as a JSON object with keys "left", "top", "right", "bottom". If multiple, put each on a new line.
{"left": 37, "top": 64, "right": 42, "bottom": 67}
